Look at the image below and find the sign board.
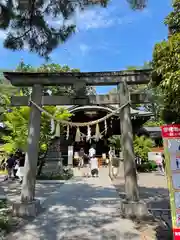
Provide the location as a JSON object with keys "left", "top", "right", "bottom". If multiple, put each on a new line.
{"left": 148, "top": 152, "right": 162, "bottom": 162}
{"left": 161, "top": 124, "right": 180, "bottom": 239}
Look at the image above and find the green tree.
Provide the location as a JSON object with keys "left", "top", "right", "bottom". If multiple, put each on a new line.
{"left": 1, "top": 105, "right": 71, "bottom": 153}
{"left": 143, "top": 119, "right": 164, "bottom": 127}
{"left": 164, "top": 0, "right": 180, "bottom": 35}
{"left": 0, "top": 71, "right": 19, "bottom": 121}
{"left": 0, "top": 1, "right": 146, "bottom": 58}
{"left": 108, "top": 134, "right": 153, "bottom": 162}
{"left": 133, "top": 136, "right": 153, "bottom": 161}
{"left": 152, "top": 0, "right": 180, "bottom": 123}
{"left": 108, "top": 135, "right": 121, "bottom": 152}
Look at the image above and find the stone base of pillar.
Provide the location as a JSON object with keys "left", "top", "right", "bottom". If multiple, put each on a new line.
{"left": 12, "top": 199, "right": 41, "bottom": 217}
{"left": 120, "top": 200, "right": 153, "bottom": 220}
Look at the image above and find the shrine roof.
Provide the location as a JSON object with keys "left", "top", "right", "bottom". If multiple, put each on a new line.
{"left": 143, "top": 127, "right": 161, "bottom": 132}
{"left": 62, "top": 105, "right": 153, "bottom": 117}
{"left": 4, "top": 69, "right": 152, "bottom": 86}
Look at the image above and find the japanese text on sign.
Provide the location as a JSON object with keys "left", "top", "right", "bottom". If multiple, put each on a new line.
{"left": 161, "top": 125, "right": 180, "bottom": 138}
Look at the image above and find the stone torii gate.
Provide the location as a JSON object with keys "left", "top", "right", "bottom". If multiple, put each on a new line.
{"left": 4, "top": 69, "right": 152, "bottom": 217}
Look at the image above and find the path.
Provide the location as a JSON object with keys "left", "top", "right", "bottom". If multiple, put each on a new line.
{"left": 0, "top": 177, "right": 65, "bottom": 203}
{"left": 7, "top": 169, "right": 142, "bottom": 240}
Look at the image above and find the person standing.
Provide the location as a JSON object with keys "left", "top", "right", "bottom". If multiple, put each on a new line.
{"left": 6, "top": 154, "right": 15, "bottom": 179}
{"left": 78, "top": 148, "right": 85, "bottom": 169}
{"left": 16, "top": 154, "right": 25, "bottom": 183}
{"left": 176, "top": 158, "right": 179, "bottom": 169}
{"left": 156, "top": 153, "right": 164, "bottom": 174}
{"left": 89, "top": 154, "right": 99, "bottom": 177}
{"left": 89, "top": 145, "right": 96, "bottom": 158}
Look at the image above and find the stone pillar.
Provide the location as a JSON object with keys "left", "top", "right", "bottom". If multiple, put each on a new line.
{"left": 118, "top": 82, "right": 149, "bottom": 219}
{"left": 21, "top": 84, "right": 43, "bottom": 203}
{"left": 13, "top": 84, "right": 43, "bottom": 217}
{"left": 118, "top": 81, "right": 139, "bottom": 201}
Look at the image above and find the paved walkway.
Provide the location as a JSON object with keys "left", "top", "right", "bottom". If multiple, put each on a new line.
{"left": 7, "top": 170, "right": 142, "bottom": 240}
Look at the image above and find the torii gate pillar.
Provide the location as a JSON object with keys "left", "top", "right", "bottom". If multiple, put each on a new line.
{"left": 118, "top": 81, "right": 149, "bottom": 218}
{"left": 12, "top": 84, "right": 43, "bottom": 217}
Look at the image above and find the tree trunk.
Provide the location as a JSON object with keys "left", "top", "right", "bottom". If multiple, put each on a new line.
{"left": 21, "top": 84, "right": 42, "bottom": 203}
{"left": 118, "top": 82, "right": 139, "bottom": 202}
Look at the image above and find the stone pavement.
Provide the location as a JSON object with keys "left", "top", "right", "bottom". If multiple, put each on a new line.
{"left": 7, "top": 169, "right": 142, "bottom": 240}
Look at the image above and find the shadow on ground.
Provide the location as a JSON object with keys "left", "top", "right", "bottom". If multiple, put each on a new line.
{"left": 0, "top": 180, "right": 64, "bottom": 202}
{"left": 113, "top": 173, "right": 172, "bottom": 240}
{"left": 7, "top": 179, "right": 141, "bottom": 240}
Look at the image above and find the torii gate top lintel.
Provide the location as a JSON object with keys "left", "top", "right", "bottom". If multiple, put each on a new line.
{"left": 3, "top": 69, "right": 152, "bottom": 87}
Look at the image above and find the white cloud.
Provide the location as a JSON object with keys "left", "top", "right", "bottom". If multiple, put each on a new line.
{"left": 79, "top": 43, "right": 91, "bottom": 55}
{"left": 46, "top": 4, "right": 152, "bottom": 33}
{"left": 76, "top": 8, "right": 114, "bottom": 30}
{"left": 51, "top": 7, "right": 116, "bottom": 31}
{"left": 0, "top": 30, "right": 6, "bottom": 40}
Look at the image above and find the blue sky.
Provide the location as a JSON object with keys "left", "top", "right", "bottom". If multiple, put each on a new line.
{"left": 0, "top": 0, "right": 172, "bottom": 93}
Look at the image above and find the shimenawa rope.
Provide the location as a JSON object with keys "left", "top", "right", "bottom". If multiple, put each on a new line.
{"left": 30, "top": 100, "right": 130, "bottom": 127}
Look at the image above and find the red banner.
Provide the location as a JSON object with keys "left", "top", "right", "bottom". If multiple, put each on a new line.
{"left": 161, "top": 124, "right": 180, "bottom": 138}
{"left": 173, "top": 228, "right": 180, "bottom": 239}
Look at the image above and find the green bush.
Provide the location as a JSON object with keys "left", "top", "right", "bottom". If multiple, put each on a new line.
{"left": 134, "top": 136, "right": 154, "bottom": 162}
{"left": 0, "top": 199, "right": 10, "bottom": 235}
{"left": 37, "top": 168, "right": 73, "bottom": 180}
{"left": 137, "top": 161, "right": 157, "bottom": 172}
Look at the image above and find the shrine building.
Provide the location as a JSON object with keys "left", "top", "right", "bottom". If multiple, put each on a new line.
{"left": 49, "top": 104, "right": 153, "bottom": 166}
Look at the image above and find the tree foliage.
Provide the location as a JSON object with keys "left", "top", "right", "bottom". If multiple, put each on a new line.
{"left": 133, "top": 135, "right": 153, "bottom": 161}
{"left": 152, "top": 0, "right": 180, "bottom": 123}
{"left": 143, "top": 120, "right": 164, "bottom": 127}
{"left": 1, "top": 105, "right": 71, "bottom": 153}
{"left": 108, "top": 134, "right": 153, "bottom": 161}
{"left": 108, "top": 135, "right": 121, "bottom": 152}
{"left": 0, "top": 71, "right": 19, "bottom": 120}
{"left": 164, "top": 0, "right": 180, "bottom": 35}
{"left": 0, "top": 0, "right": 146, "bottom": 58}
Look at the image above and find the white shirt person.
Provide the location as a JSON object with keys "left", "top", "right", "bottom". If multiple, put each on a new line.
{"left": 89, "top": 147, "right": 96, "bottom": 158}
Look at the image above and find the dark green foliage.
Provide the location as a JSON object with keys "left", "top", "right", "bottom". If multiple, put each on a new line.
{"left": 137, "top": 160, "right": 157, "bottom": 172}
{"left": 164, "top": 0, "right": 180, "bottom": 35}
{"left": 127, "top": 0, "right": 147, "bottom": 9}
{"left": 0, "top": 199, "right": 10, "bottom": 234}
{"left": 36, "top": 168, "right": 73, "bottom": 180}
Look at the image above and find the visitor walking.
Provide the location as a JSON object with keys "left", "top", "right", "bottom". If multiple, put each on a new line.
{"left": 78, "top": 148, "right": 85, "bottom": 169}
{"left": 13, "top": 152, "right": 20, "bottom": 179}
{"left": 162, "top": 154, "right": 166, "bottom": 173}
{"left": 89, "top": 154, "right": 99, "bottom": 177}
{"left": 6, "top": 154, "right": 15, "bottom": 179}
{"left": 156, "top": 153, "right": 164, "bottom": 175}
{"left": 13, "top": 158, "right": 19, "bottom": 179}
{"left": 16, "top": 154, "right": 25, "bottom": 183}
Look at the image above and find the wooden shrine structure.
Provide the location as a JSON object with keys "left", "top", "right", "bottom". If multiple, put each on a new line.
{"left": 4, "top": 69, "right": 152, "bottom": 217}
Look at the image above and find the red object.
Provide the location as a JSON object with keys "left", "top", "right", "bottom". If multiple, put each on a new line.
{"left": 173, "top": 228, "right": 180, "bottom": 239}
{"left": 161, "top": 124, "right": 180, "bottom": 138}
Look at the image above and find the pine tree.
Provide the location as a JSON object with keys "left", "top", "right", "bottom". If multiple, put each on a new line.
{"left": 0, "top": 0, "right": 147, "bottom": 58}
